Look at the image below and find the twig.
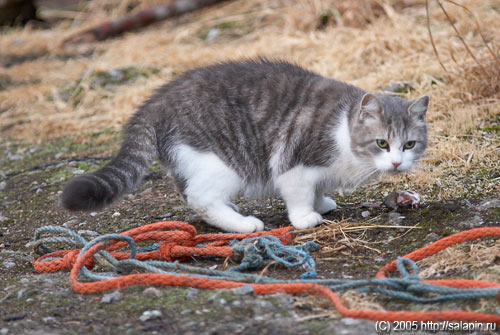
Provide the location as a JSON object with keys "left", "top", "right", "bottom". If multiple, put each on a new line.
{"left": 444, "top": 0, "right": 500, "bottom": 67}
{"left": 436, "top": 0, "right": 486, "bottom": 74}
{"left": 425, "top": 0, "right": 448, "bottom": 72}
{"left": 62, "top": 0, "right": 228, "bottom": 46}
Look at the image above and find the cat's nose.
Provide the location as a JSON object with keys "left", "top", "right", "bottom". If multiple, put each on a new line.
{"left": 392, "top": 161, "right": 401, "bottom": 168}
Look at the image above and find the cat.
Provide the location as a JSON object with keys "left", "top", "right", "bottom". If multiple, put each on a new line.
{"left": 61, "top": 59, "right": 429, "bottom": 233}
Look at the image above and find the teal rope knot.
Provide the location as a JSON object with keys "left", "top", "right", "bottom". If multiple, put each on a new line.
{"left": 229, "top": 235, "right": 320, "bottom": 278}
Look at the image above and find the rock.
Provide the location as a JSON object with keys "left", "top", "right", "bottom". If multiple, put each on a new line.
{"left": 42, "top": 316, "right": 57, "bottom": 324}
{"left": 185, "top": 288, "right": 199, "bottom": 300}
{"left": 458, "top": 215, "right": 483, "bottom": 229}
{"left": 361, "top": 210, "right": 370, "bottom": 218}
{"left": 139, "top": 310, "right": 162, "bottom": 322}
{"left": 232, "top": 300, "right": 242, "bottom": 307}
{"left": 0, "top": 181, "right": 6, "bottom": 191}
{"left": 2, "top": 313, "right": 26, "bottom": 322}
{"left": 101, "top": 291, "right": 122, "bottom": 304}
{"left": 232, "top": 285, "right": 254, "bottom": 295}
{"left": 90, "top": 212, "right": 97, "bottom": 217}
{"left": 0, "top": 216, "right": 8, "bottom": 222}
{"left": 111, "top": 212, "right": 121, "bottom": 218}
{"left": 143, "top": 287, "right": 163, "bottom": 298}
{"left": 479, "top": 199, "right": 500, "bottom": 209}
{"left": 2, "top": 260, "right": 15, "bottom": 268}
{"left": 425, "top": 232, "right": 441, "bottom": 243}
{"left": 0, "top": 327, "right": 8, "bottom": 334}
{"left": 388, "top": 212, "right": 404, "bottom": 224}
{"left": 62, "top": 219, "right": 79, "bottom": 228}
{"left": 72, "top": 169, "right": 84, "bottom": 175}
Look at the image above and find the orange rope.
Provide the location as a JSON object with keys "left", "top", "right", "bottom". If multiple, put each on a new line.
{"left": 35, "top": 222, "right": 500, "bottom": 323}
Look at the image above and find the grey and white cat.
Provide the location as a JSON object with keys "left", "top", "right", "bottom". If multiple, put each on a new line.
{"left": 62, "top": 60, "right": 429, "bottom": 233}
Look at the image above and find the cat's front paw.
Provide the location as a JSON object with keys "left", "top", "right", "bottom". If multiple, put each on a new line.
{"left": 290, "top": 212, "right": 323, "bottom": 230}
{"left": 314, "top": 196, "right": 337, "bottom": 214}
{"left": 234, "top": 216, "right": 264, "bottom": 233}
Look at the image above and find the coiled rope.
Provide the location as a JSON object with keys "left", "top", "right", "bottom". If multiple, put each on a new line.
{"left": 32, "top": 221, "right": 500, "bottom": 323}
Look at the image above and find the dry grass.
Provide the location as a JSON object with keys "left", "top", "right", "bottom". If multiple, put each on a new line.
{"left": 418, "top": 239, "right": 500, "bottom": 283}
{"left": 0, "top": 0, "right": 499, "bottom": 201}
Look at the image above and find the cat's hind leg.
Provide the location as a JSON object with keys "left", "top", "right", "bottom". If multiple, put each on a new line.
{"left": 174, "top": 144, "right": 264, "bottom": 233}
{"left": 276, "top": 166, "right": 324, "bottom": 230}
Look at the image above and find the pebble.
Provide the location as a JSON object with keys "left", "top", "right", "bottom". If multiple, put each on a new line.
{"left": 101, "top": 290, "right": 122, "bottom": 304}
{"left": 139, "top": 310, "right": 162, "bottom": 322}
{"left": 0, "top": 181, "right": 6, "bottom": 191}
{"left": 2, "top": 260, "right": 15, "bottom": 269}
{"left": 2, "top": 313, "right": 26, "bottom": 322}
{"left": 425, "top": 232, "right": 441, "bottom": 242}
{"left": 185, "top": 288, "right": 199, "bottom": 300}
{"left": 42, "top": 316, "right": 57, "bottom": 324}
{"left": 0, "top": 216, "right": 8, "bottom": 222}
{"left": 232, "top": 285, "right": 254, "bottom": 295}
{"left": 388, "top": 212, "right": 404, "bottom": 224}
{"left": 361, "top": 210, "right": 370, "bottom": 218}
{"left": 479, "top": 199, "right": 500, "bottom": 209}
{"left": 0, "top": 328, "right": 8, "bottom": 334}
{"left": 62, "top": 219, "right": 79, "bottom": 228}
{"left": 232, "top": 300, "right": 242, "bottom": 307}
{"left": 72, "top": 169, "right": 84, "bottom": 175}
{"left": 111, "top": 212, "right": 121, "bottom": 218}
{"left": 90, "top": 212, "right": 97, "bottom": 217}
{"left": 143, "top": 287, "right": 163, "bottom": 298}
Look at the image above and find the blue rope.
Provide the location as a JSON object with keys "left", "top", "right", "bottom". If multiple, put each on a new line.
{"left": 33, "top": 226, "right": 500, "bottom": 303}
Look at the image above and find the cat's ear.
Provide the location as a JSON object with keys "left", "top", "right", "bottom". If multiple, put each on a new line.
{"left": 359, "top": 93, "right": 383, "bottom": 123}
{"left": 408, "top": 95, "right": 429, "bottom": 121}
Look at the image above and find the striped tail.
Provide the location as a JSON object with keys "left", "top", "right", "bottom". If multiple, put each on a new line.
{"left": 61, "top": 120, "right": 157, "bottom": 211}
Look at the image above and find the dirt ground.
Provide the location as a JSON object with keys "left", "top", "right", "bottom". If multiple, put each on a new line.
{"left": 1, "top": 0, "right": 500, "bottom": 334}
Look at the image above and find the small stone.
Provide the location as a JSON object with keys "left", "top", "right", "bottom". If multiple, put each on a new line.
{"left": 206, "top": 28, "right": 220, "bottom": 41}
{"left": 479, "top": 199, "right": 500, "bottom": 209}
{"left": 2, "top": 312, "right": 26, "bottom": 322}
{"left": 143, "top": 287, "right": 163, "bottom": 298}
{"left": 62, "top": 219, "right": 79, "bottom": 228}
{"left": 139, "top": 310, "right": 162, "bottom": 322}
{"left": 219, "top": 298, "right": 227, "bottom": 305}
{"left": 0, "top": 216, "right": 8, "bottom": 222}
{"left": 72, "top": 169, "right": 85, "bottom": 175}
{"left": 180, "top": 309, "right": 191, "bottom": 315}
{"left": 54, "top": 152, "right": 64, "bottom": 159}
{"left": 232, "top": 300, "right": 242, "bottom": 307}
{"left": 374, "top": 257, "right": 384, "bottom": 263}
{"left": 112, "top": 212, "right": 121, "bottom": 218}
{"left": 101, "top": 290, "right": 122, "bottom": 304}
{"left": 2, "top": 261, "right": 15, "bottom": 269}
{"left": 1, "top": 327, "right": 9, "bottom": 334}
{"left": 388, "top": 212, "right": 404, "bottom": 224}
{"left": 232, "top": 285, "right": 254, "bottom": 295}
{"left": 361, "top": 210, "right": 370, "bottom": 218}
{"left": 90, "top": 212, "right": 97, "bottom": 217}
{"left": 0, "top": 181, "right": 6, "bottom": 191}
{"left": 36, "top": 188, "right": 42, "bottom": 194}
{"left": 425, "top": 232, "right": 440, "bottom": 242}
{"left": 42, "top": 316, "right": 57, "bottom": 324}
{"left": 185, "top": 288, "right": 199, "bottom": 300}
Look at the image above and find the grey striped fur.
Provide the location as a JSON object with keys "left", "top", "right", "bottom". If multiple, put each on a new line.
{"left": 61, "top": 59, "right": 428, "bottom": 220}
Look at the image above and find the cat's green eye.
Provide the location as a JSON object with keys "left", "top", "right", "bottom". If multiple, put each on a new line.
{"left": 404, "top": 141, "right": 416, "bottom": 150}
{"left": 376, "top": 139, "right": 389, "bottom": 150}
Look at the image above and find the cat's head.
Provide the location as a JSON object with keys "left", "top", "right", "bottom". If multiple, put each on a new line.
{"left": 349, "top": 93, "right": 429, "bottom": 174}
